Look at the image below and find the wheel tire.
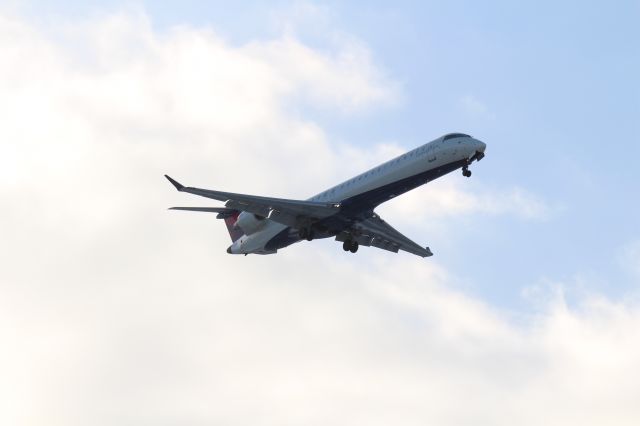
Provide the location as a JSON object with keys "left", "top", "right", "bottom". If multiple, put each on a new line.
{"left": 306, "top": 229, "right": 315, "bottom": 241}
{"left": 349, "top": 242, "right": 359, "bottom": 253}
{"left": 343, "top": 240, "right": 351, "bottom": 251}
{"left": 298, "top": 228, "right": 308, "bottom": 239}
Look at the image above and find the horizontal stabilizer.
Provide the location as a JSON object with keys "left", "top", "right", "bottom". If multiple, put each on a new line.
{"left": 169, "top": 207, "right": 238, "bottom": 219}
{"left": 170, "top": 207, "right": 233, "bottom": 213}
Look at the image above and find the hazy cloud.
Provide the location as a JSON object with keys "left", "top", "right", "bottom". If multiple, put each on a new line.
{"left": 460, "top": 94, "right": 496, "bottom": 121}
{"left": 379, "top": 179, "right": 553, "bottom": 226}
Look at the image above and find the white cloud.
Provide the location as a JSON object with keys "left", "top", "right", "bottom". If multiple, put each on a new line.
{"left": 1, "top": 9, "right": 639, "bottom": 426}
{"left": 247, "top": 35, "right": 399, "bottom": 113}
{"left": 378, "top": 179, "right": 552, "bottom": 227}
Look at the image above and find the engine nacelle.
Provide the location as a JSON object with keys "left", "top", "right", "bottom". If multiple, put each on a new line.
{"left": 234, "top": 211, "right": 267, "bottom": 235}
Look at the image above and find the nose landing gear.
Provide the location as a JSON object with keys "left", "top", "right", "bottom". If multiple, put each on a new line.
{"left": 462, "top": 149, "right": 485, "bottom": 177}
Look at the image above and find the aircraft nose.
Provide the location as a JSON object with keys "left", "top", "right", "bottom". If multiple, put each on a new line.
{"left": 475, "top": 139, "right": 487, "bottom": 152}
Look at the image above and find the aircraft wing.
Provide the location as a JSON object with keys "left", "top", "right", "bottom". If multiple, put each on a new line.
{"left": 350, "top": 214, "right": 433, "bottom": 258}
{"left": 165, "top": 175, "right": 340, "bottom": 228}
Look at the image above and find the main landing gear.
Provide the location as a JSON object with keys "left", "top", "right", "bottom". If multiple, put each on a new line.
{"left": 342, "top": 239, "right": 359, "bottom": 253}
{"left": 298, "top": 227, "right": 315, "bottom": 241}
{"left": 462, "top": 166, "right": 472, "bottom": 178}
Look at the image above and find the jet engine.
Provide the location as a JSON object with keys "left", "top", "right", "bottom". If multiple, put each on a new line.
{"left": 234, "top": 211, "right": 267, "bottom": 235}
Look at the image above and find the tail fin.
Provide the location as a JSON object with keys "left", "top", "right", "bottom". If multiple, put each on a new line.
{"left": 222, "top": 211, "right": 243, "bottom": 242}
{"left": 169, "top": 206, "right": 243, "bottom": 242}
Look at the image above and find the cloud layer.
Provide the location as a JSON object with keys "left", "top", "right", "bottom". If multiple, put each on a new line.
{"left": 1, "top": 9, "right": 639, "bottom": 426}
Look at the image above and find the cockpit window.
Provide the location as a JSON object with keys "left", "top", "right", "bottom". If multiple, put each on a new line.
{"left": 443, "top": 133, "right": 470, "bottom": 141}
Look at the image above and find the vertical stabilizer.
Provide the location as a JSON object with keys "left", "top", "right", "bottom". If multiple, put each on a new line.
{"left": 222, "top": 211, "right": 243, "bottom": 242}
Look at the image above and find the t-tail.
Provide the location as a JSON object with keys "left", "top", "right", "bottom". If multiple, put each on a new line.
{"left": 168, "top": 206, "right": 243, "bottom": 242}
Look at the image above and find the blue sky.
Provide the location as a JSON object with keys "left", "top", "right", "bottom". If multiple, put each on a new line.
{"left": 19, "top": 0, "right": 637, "bottom": 308}
{"left": 2, "top": 2, "right": 640, "bottom": 423}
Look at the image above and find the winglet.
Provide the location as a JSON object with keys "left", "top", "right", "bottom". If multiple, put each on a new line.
{"left": 164, "top": 174, "right": 184, "bottom": 191}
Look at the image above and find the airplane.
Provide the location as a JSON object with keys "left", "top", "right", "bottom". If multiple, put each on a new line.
{"left": 165, "top": 133, "right": 486, "bottom": 258}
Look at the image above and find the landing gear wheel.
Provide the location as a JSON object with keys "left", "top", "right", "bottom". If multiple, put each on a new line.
{"left": 298, "top": 228, "right": 308, "bottom": 239}
{"left": 299, "top": 227, "right": 315, "bottom": 241}
{"left": 342, "top": 240, "right": 359, "bottom": 253}
{"left": 306, "top": 229, "right": 315, "bottom": 241}
{"left": 462, "top": 168, "right": 472, "bottom": 178}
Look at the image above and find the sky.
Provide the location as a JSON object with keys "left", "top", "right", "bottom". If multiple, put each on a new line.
{"left": 1, "top": 1, "right": 639, "bottom": 425}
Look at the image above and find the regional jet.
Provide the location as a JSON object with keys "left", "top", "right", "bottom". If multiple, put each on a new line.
{"left": 165, "top": 133, "right": 486, "bottom": 258}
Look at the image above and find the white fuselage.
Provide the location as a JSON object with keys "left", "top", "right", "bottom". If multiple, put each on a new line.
{"left": 229, "top": 134, "right": 486, "bottom": 254}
